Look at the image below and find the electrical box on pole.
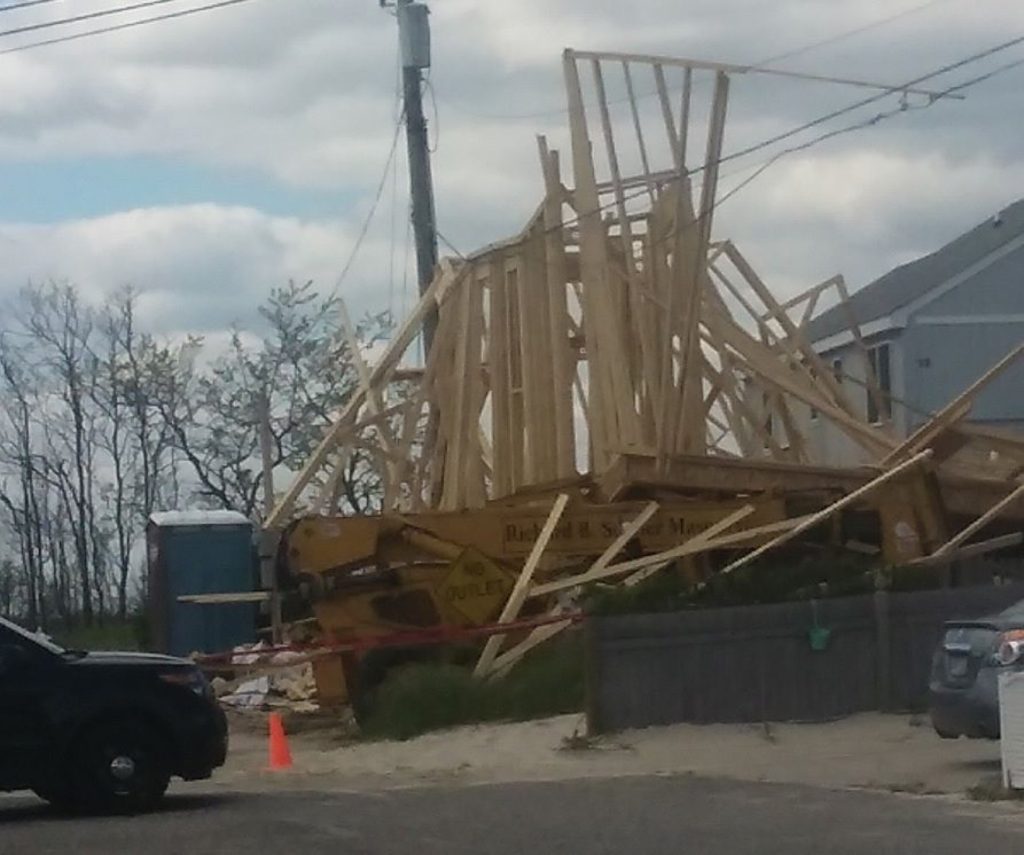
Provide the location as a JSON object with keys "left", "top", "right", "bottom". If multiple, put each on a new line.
{"left": 397, "top": 2, "right": 430, "bottom": 69}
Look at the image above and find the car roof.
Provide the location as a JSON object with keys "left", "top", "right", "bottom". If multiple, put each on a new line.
{"left": 0, "top": 616, "right": 64, "bottom": 654}
{"left": 998, "top": 599, "right": 1024, "bottom": 619}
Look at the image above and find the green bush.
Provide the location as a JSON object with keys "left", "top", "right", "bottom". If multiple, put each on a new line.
{"left": 360, "top": 633, "right": 584, "bottom": 740}
{"left": 586, "top": 549, "right": 952, "bottom": 618}
{"left": 52, "top": 619, "right": 142, "bottom": 652}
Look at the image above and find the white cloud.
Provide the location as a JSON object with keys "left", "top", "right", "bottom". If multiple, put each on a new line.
{"left": 0, "top": 0, "right": 1022, "bottom": 338}
{"left": 0, "top": 204, "right": 400, "bottom": 332}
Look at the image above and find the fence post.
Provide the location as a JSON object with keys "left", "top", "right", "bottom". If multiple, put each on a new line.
{"left": 583, "top": 616, "right": 603, "bottom": 734}
{"left": 873, "top": 588, "right": 892, "bottom": 711}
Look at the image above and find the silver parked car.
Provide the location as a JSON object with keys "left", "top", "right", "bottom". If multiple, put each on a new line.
{"left": 929, "top": 599, "right": 1024, "bottom": 739}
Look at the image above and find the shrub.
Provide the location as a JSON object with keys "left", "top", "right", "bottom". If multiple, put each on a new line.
{"left": 360, "top": 633, "right": 584, "bottom": 740}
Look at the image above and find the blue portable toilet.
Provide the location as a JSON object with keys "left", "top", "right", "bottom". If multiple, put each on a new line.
{"left": 147, "top": 510, "right": 257, "bottom": 657}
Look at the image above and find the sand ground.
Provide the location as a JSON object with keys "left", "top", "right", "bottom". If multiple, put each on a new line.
{"left": 192, "top": 711, "right": 1004, "bottom": 798}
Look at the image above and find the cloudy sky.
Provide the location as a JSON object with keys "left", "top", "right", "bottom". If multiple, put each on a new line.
{"left": 0, "top": 0, "right": 1021, "bottom": 340}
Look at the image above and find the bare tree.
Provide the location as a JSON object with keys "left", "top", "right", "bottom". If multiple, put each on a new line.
{"left": 0, "top": 333, "right": 50, "bottom": 625}
{"left": 157, "top": 281, "right": 389, "bottom": 520}
{"left": 0, "top": 279, "right": 393, "bottom": 624}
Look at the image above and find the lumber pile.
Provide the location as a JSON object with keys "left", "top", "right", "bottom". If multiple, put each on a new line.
{"left": 265, "top": 48, "right": 1024, "bottom": 677}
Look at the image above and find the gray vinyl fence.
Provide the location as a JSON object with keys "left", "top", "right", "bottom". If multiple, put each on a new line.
{"left": 585, "top": 583, "right": 1024, "bottom": 733}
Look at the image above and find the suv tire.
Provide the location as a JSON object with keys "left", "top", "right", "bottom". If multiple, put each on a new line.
{"left": 71, "top": 719, "right": 171, "bottom": 814}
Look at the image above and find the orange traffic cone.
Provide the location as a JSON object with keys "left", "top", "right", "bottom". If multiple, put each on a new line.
{"left": 267, "top": 712, "right": 293, "bottom": 771}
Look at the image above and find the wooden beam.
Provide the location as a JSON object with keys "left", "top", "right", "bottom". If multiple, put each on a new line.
{"left": 564, "top": 51, "right": 619, "bottom": 467}
{"left": 537, "top": 139, "right": 577, "bottom": 479}
{"left": 624, "top": 503, "right": 754, "bottom": 586}
{"left": 484, "top": 502, "right": 660, "bottom": 679}
{"left": 530, "top": 514, "right": 807, "bottom": 597}
{"left": 880, "top": 343, "right": 1024, "bottom": 466}
{"left": 717, "top": 450, "right": 933, "bottom": 577}
{"left": 487, "top": 609, "right": 574, "bottom": 679}
{"left": 338, "top": 297, "right": 401, "bottom": 502}
{"left": 565, "top": 49, "right": 961, "bottom": 99}
{"left": 700, "top": 304, "right": 894, "bottom": 455}
{"left": 267, "top": 263, "right": 458, "bottom": 527}
{"left": 930, "top": 481, "right": 1024, "bottom": 557}
{"left": 722, "top": 241, "right": 854, "bottom": 414}
{"left": 673, "top": 70, "right": 728, "bottom": 457}
{"left": 908, "top": 532, "right": 1024, "bottom": 567}
{"left": 473, "top": 493, "right": 570, "bottom": 677}
{"left": 621, "top": 61, "right": 656, "bottom": 204}
{"left": 178, "top": 592, "right": 271, "bottom": 604}
{"left": 653, "top": 63, "right": 680, "bottom": 167}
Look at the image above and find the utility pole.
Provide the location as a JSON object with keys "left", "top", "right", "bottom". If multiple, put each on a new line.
{"left": 384, "top": 0, "right": 439, "bottom": 355}
{"left": 256, "top": 390, "right": 282, "bottom": 644}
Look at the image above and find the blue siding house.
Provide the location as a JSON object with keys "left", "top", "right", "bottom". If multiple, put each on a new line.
{"left": 802, "top": 198, "right": 1024, "bottom": 465}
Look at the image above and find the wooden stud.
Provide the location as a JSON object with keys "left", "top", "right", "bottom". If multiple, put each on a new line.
{"left": 717, "top": 450, "right": 933, "bottom": 577}
{"left": 531, "top": 514, "right": 810, "bottom": 597}
{"left": 653, "top": 63, "right": 680, "bottom": 169}
{"left": 267, "top": 263, "right": 459, "bottom": 527}
{"left": 474, "top": 493, "right": 570, "bottom": 676}
{"left": 880, "top": 343, "right": 1024, "bottom": 466}
{"left": 621, "top": 61, "right": 656, "bottom": 204}
{"left": 623, "top": 503, "right": 754, "bottom": 586}
{"left": 928, "top": 481, "right": 1024, "bottom": 558}
{"left": 538, "top": 139, "right": 577, "bottom": 478}
{"left": 568, "top": 48, "right": 960, "bottom": 100}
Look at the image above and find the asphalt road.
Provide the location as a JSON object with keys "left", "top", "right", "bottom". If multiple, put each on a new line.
{"left": 2, "top": 775, "right": 1024, "bottom": 855}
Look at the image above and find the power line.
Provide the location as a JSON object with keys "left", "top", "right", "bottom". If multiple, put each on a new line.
{"left": 495, "top": 33, "right": 1024, "bottom": 251}
{"left": 439, "top": 44, "right": 1024, "bottom": 264}
{"left": 647, "top": 54, "right": 1024, "bottom": 252}
{"left": 718, "top": 32, "right": 1024, "bottom": 170}
{"left": 0, "top": 0, "right": 265, "bottom": 55}
{"left": 755, "top": 0, "right": 957, "bottom": 67}
{"left": 0, "top": 0, "right": 189, "bottom": 40}
{"left": 437, "top": 0, "right": 965, "bottom": 122}
{"left": 387, "top": 44, "right": 403, "bottom": 320}
{"left": 0, "top": 0, "right": 65, "bottom": 14}
{"left": 942, "top": 51, "right": 1024, "bottom": 95}
{"left": 328, "top": 110, "right": 405, "bottom": 302}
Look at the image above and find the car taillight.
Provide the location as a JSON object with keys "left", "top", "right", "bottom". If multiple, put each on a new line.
{"left": 996, "top": 630, "right": 1024, "bottom": 666}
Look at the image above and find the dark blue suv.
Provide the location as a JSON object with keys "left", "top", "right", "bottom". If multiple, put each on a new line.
{"left": 0, "top": 616, "right": 227, "bottom": 813}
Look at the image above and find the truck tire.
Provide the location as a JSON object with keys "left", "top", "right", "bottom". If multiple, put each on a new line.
{"left": 71, "top": 718, "right": 171, "bottom": 814}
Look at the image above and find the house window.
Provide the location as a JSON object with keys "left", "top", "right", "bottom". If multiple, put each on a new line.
{"left": 866, "top": 343, "right": 892, "bottom": 424}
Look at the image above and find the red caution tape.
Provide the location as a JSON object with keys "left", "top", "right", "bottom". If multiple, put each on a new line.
{"left": 193, "top": 610, "right": 583, "bottom": 668}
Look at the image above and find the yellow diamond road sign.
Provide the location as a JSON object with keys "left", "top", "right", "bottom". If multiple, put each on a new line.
{"left": 439, "top": 548, "right": 513, "bottom": 625}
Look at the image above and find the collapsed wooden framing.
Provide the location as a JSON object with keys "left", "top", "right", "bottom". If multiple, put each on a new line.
{"left": 266, "top": 48, "right": 1024, "bottom": 679}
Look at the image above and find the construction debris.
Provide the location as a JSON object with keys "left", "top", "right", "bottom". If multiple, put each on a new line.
{"left": 257, "top": 47, "right": 1024, "bottom": 690}
{"left": 206, "top": 643, "right": 320, "bottom": 712}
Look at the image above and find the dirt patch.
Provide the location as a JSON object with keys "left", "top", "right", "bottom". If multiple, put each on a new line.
{"left": 197, "top": 711, "right": 1007, "bottom": 800}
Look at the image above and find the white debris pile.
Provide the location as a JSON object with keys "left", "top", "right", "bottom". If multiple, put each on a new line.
{"left": 213, "top": 642, "right": 319, "bottom": 712}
